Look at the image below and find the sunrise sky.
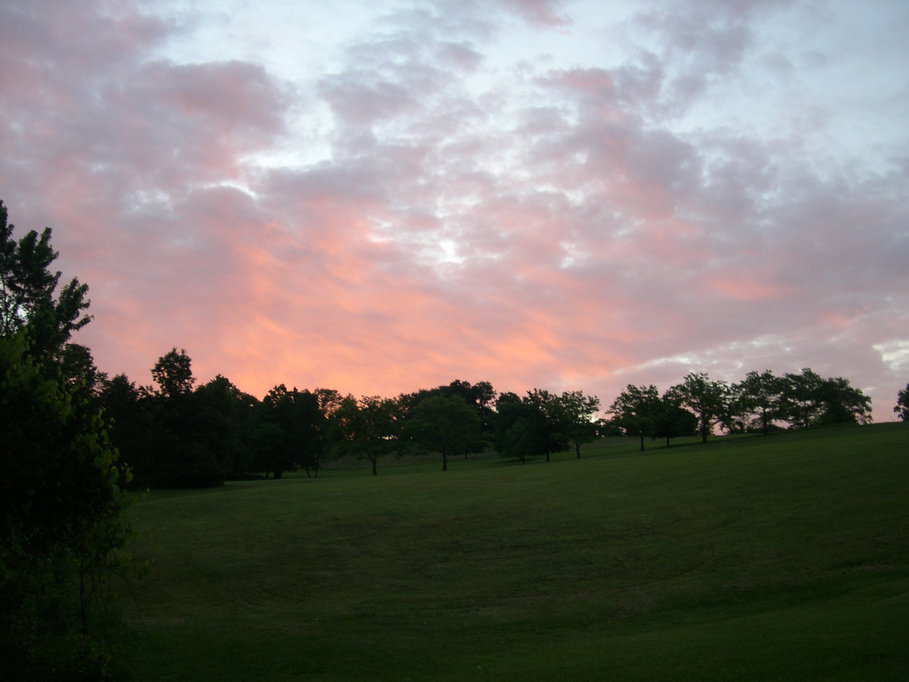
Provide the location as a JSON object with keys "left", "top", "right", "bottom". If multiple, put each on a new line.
{"left": 2, "top": 0, "right": 907, "bottom": 418}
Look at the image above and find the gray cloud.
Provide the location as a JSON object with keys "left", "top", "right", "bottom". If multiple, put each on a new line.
{"left": 1, "top": 0, "right": 906, "bottom": 418}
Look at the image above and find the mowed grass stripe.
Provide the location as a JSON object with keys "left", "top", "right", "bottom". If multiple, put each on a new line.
{"left": 120, "top": 423, "right": 909, "bottom": 680}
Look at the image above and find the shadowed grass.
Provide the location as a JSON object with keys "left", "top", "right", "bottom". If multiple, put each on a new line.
{"left": 120, "top": 423, "right": 909, "bottom": 680}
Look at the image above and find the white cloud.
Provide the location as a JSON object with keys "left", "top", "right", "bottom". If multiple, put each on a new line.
{"left": 1, "top": 0, "right": 907, "bottom": 421}
{"left": 875, "top": 340, "right": 909, "bottom": 374}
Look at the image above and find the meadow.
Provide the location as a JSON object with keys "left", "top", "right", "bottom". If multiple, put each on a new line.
{"left": 119, "top": 423, "right": 909, "bottom": 680}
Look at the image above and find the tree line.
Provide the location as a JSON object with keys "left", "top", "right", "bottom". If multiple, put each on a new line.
{"left": 93, "top": 353, "right": 603, "bottom": 485}
{"left": 608, "top": 368, "right": 874, "bottom": 451}
{"left": 92, "top": 350, "right": 877, "bottom": 486}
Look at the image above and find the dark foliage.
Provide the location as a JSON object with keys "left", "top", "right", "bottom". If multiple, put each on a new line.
{"left": 896, "top": 384, "right": 909, "bottom": 422}
{"left": 406, "top": 394, "right": 482, "bottom": 471}
{"left": 1, "top": 201, "right": 130, "bottom": 680}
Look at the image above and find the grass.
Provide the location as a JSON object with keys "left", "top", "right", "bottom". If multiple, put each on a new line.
{"left": 118, "top": 423, "right": 909, "bottom": 680}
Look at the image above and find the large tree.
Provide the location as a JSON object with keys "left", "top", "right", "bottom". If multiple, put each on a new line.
{"left": 668, "top": 372, "right": 731, "bottom": 443}
{"left": 779, "top": 368, "right": 871, "bottom": 428}
{"left": 151, "top": 347, "right": 195, "bottom": 398}
{"left": 494, "top": 392, "right": 538, "bottom": 464}
{"left": 145, "top": 348, "right": 226, "bottom": 487}
{"left": 815, "top": 375, "right": 872, "bottom": 425}
{"left": 445, "top": 379, "right": 497, "bottom": 435}
{"left": 896, "top": 384, "right": 909, "bottom": 422}
{"left": 406, "top": 394, "right": 481, "bottom": 471}
{"left": 0, "top": 201, "right": 91, "bottom": 360}
{"left": 779, "top": 368, "right": 826, "bottom": 429}
{"left": 100, "top": 373, "right": 155, "bottom": 482}
{"left": 194, "top": 375, "right": 258, "bottom": 479}
{"left": 736, "top": 370, "right": 784, "bottom": 434}
{"left": 608, "top": 384, "right": 663, "bottom": 451}
{"left": 0, "top": 203, "right": 130, "bottom": 678}
{"left": 530, "top": 388, "right": 574, "bottom": 462}
{"left": 253, "top": 384, "right": 326, "bottom": 478}
{"left": 558, "top": 390, "right": 601, "bottom": 458}
{"left": 654, "top": 390, "right": 698, "bottom": 447}
{"left": 494, "top": 390, "right": 569, "bottom": 463}
{"left": 401, "top": 379, "right": 497, "bottom": 451}
{"left": 335, "top": 395, "right": 403, "bottom": 475}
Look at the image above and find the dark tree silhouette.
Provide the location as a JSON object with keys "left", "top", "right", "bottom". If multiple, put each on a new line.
{"left": 253, "top": 384, "right": 326, "bottom": 478}
{"left": 668, "top": 373, "right": 731, "bottom": 443}
{"left": 736, "top": 370, "right": 784, "bottom": 434}
{"left": 779, "top": 368, "right": 871, "bottom": 428}
{"left": 152, "top": 347, "right": 195, "bottom": 398}
{"left": 0, "top": 201, "right": 91, "bottom": 360}
{"left": 494, "top": 390, "right": 568, "bottom": 463}
{"left": 335, "top": 395, "right": 402, "bottom": 475}
{"left": 1, "top": 202, "right": 129, "bottom": 678}
{"left": 608, "top": 385, "right": 662, "bottom": 451}
{"left": 896, "top": 384, "right": 909, "bottom": 422}
{"left": 558, "top": 390, "right": 600, "bottom": 458}
{"left": 407, "top": 394, "right": 481, "bottom": 471}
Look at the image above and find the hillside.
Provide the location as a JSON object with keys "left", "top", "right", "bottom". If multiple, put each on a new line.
{"left": 120, "top": 423, "right": 909, "bottom": 680}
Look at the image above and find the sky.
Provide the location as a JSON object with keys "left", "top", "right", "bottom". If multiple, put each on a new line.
{"left": 1, "top": 0, "right": 908, "bottom": 419}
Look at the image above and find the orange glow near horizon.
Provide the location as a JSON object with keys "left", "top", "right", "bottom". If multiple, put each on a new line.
{"left": 4, "top": 1, "right": 907, "bottom": 421}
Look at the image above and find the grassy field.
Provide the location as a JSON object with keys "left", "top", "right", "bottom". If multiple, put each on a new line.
{"left": 118, "top": 423, "right": 909, "bottom": 680}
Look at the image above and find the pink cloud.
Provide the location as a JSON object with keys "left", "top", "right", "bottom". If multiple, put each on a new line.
{"left": 500, "top": 0, "right": 572, "bottom": 27}
{"left": 1, "top": 0, "right": 906, "bottom": 423}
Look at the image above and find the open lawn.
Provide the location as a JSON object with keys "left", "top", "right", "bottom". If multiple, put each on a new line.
{"left": 118, "top": 423, "right": 909, "bottom": 680}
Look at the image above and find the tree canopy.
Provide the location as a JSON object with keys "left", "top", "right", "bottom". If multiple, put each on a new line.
{"left": 667, "top": 373, "right": 731, "bottom": 443}
{"left": 896, "top": 384, "right": 909, "bottom": 422}
{"left": 608, "top": 384, "right": 663, "bottom": 451}
{"left": 1, "top": 203, "right": 130, "bottom": 679}
{"left": 406, "top": 394, "right": 482, "bottom": 471}
{"left": 0, "top": 201, "right": 91, "bottom": 359}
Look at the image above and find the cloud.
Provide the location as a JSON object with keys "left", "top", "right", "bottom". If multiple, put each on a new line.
{"left": 500, "top": 0, "right": 572, "bottom": 27}
{"left": 1, "top": 0, "right": 907, "bottom": 421}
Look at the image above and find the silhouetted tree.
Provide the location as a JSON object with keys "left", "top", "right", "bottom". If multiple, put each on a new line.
{"left": 778, "top": 368, "right": 825, "bottom": 429}
{"left": 151, "top": 347, "right": 195, "bottom": 398}
{"left": 253, "top": 385, "right": 326, "bottom": 478}
{"left": 896, "top": 384, "right": 909, "bottom": 422}
{"left": 528, "top": 389, "right": 573, "bottom": 462}
{"left": 406, "top": 394, "right": 481, "bottom": 471}
{"left": 446, "top": 379, "right": 497, "bottom": 436}
{"left": 494, "top": 392, "right": 526, "bottom": 461}
{"left": 195, "top": 375, "right": 257, "bottom": 479}
{"left": 736, "top": 370, "right": 784, "bottom": 434}
{"left": 335, "top": 395, "right": 402, "bottom": 475}
{"left": 778, "top": 368, "right": 871, "bottom": 428}
{"left": 608, "top": 385, "right": 662, "bottom": 451}
{"left": 1, "top": 202, "right": 129, "bottom": 678}
{"left": 558, "top": 390, "right": 601, "bottom": 458}
{"left": 654, "top": 393, "right": 698, "bottom": 446}
{"left": 0, "top": 201, "right": 91, "bottom": 361}
{"left": 144, "top": 349, "right": 224, "bottom": 486}
{"left": 815, "top": 375, "right": 872, "bottom": 425}
{"left": 400, "top": 379, "right": 497, "bottom": 453}
{"left": 494, "top": 390, "right": 567, "bottom": 463}
{"left": 58, "top": 342, "right": 107, "bottom": 401}
{"left": 668, "top": 372, "right": 731, "bottom": 443}
{"left": 99, "top": 373, "right": 155, "bottom": 484}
